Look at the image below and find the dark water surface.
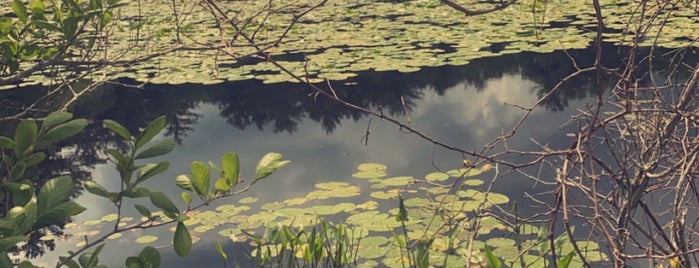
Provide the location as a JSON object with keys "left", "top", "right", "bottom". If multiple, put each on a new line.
{"left": 1, "top": 44, "right": 652, "bottom": 266}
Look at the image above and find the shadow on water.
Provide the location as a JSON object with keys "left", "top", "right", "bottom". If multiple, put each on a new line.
{"left": 1, "top": 42, "right": 696, "bottom": 262}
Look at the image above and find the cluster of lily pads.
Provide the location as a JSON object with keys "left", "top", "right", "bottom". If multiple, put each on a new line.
{"left": 59, "top": 162, "right": 607, "bottom": 267}
{"left": 1, "top": 0, "right": 696, "bottom": 87}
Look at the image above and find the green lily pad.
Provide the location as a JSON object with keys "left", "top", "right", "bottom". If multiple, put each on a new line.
{"left": 135, "top": 235, "right": 159, "bottom": 244}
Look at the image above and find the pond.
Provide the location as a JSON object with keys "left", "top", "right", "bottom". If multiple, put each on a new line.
{"left": 0, "top": 42, "right": 649, "bottom": 266}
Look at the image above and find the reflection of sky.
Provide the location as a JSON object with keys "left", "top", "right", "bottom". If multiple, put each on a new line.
{"left": 30, "top": 74, "right": 590, "bottom": 266}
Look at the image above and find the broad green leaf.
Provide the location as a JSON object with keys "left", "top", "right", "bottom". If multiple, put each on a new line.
{"left": 190, "top": 161, "right": 210, "bottom": 197}
{"left": 17, "top": 260, "right": 41, "bottom": 268}
{"left": 213, "top": 178, "right": 231, "bottom": 193}
{"left": 149, "top": 191, "right": 179, "bottom": 218}
{"left": 484, "top": 244, "right": 502, "bottom": 268}
{"left": 84, "top": 181, "right": 111, "bottom": 199}
{"left": 135, "top": 139, "right": 175, "bottom": 160}
{"left": 42, "top": 112, "right": 73, "bottom": 129}
{"left": 135, "top": 116, "right": 166, "bottom": 150}
{"left": 252, "top": 153, "right": 290, "bottom": 185}
{"left": 3, "top": 182, "right": 34, "bottom": 205}
{"left": 40, "top": 119, "right": 87, "bottom": 143}
{"left": 135, "top": 162, "right": 170, "bottom": 185}
{"left": 58, "top": 257, "right": 80, "bottom": 268}
{"left": 33, "top": 201, "right": 86, "bottom": 229}
{"left": 62, "top": 14, "right": 78, "bottom": 37}
{"left": 79, "top": 252, "right": 98, "bottom": 268}
{"left": 134, "top": 204, "right": 152, "bottom": 218}
{"left": 139, "top": 246, "right": 161, "bottom": 268}
{"left": 0, "top": 219, "right": 19, "bottom": 232}
{"left": 6, "top": 202, "right": 37, "bottom": 234}
{"left": 557, "top": 251, "right": 575, "bottom": 268}
{"left": 14, "top": 119, "right": 37, "bottom": 154}
{"left": 175, "top": 175, "right": 193, "bottom": 191}
{"left": 0, "top": 235, "right": 28, "bottom": 252}
{"left": 174, "top": 222, "right": 192, "bottom": 257}
{"left": 107, "top": 148, "right": 127, "bottom": 164}
{"left": 0, "top": 255, "right": 12, "bottom": 268}
{"left": 0, "top": 136, "right": 15, "bottom": 149}
{"left": 215, "top": 240, "right": 228, "bottom": 261}
{"left": 103, "top": 119, "right": 131, "bottom": 140}
{"left": 37, "top": 176, "right": 73, "bottom": 215}
{"left": 122, "top": 187, "right": 152, "bottom": 198}
{"left": 23, "top": 152, "right": 46, "bottom": 166}
{"left": 125, "top": 257, "right": 144, "bottom": 268}
{"left": 9, "top": 162, "right": 26, "bottom": 181}
{"left": 12, "top": 0, "right": 28, "bottom": 23}
{"left": 222, "top": 152, "right": 239, "bottom": 186}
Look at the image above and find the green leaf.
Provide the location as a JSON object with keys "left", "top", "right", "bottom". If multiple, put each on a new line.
{"left": 181, "top": 192, "right": 191, "bottom": 206}
{"left": 40, "top": 119, "right": 87, "bottom": 143}
{"left": 0, "top": 219, "right": 19, "bottom": 232}
{"left": 557, "top": 251, "right": 575, "bottom": 268}
{"left": 149, "top": 191, "right": 179, "bottom": 218}
{"left": 395, "top": 194, "right": 408, "bottom": 222}
{"left": 190, "top": 161, "right": 210, "bottom": 197}
{"left": 134, "top": 204, "right": 152, "bottom": 218}
{"left": 135, "top": 139, "right": 175, "bottom": 160}
{"left": 17, "top": 260, "right": 41, "bottom": 268}
{"left": 173, "top": 222, "right": 192, "bottom": 257}
{"left": 58, "top": 257, "right": 80, "bottom": 268}
{"left": 3, "top": 182, "right": 34, "bottom": 205}
{"left": 139, "top": 246, "right": 161, "bottom": 268}
{"left": 14, "top": 119, "right": 37, "bottom": 154}
{"left": 537, "top": 224, "right": 549, "bottom": 253}
{"left": 213, "top": 178, "right": 231, "bottom": 193}
{"left": 135, "top": 116, "right": 166, "bottom": 150}
{"left": 0, "top": 136, "right": 15, "bottom": 149}
{"left": 23, "top": 152, "right": 46, "bottom": 166}
{"left": 135, "top": 162, "right": 170, "bottom": 185}
{"left": 122, "top": 187, "right": 152, "bottom": 198}
{"left": 62, "top": 14, "right": 78, "bottom": 37}
{"left": 84, "top": 181, "right": 111, "bottom": 199}
{"left": 0, "top": 235, "right": 28, "bottom": 252}
{"left": 222, "top": 152, "right": 239, "bottom": 186}
{"left": 37, "top": 176, "right": 73, "bottom": 215}
{"left": 12, "top": 0, "right": 28, "bottom": 23}
{"left": 9, "top": 162, "right": 26, "bottom": 181}
{"left": 33, "top": 201, "right": 86, "bottom": 229}
{"left": 125, "top": 257, "right": 144, "bottom": 268}
{"left": 252, "top": 153, "right": 290, "bottom": 185}
{"left": 87, "top": 244, "right": 105, "bottom": 268}
{"left": 175, "top": 175, "right": 193, "bottom": 191}
{"left": 107, "top": 148, "right": 127, "bottom": 164}
{"left": 42, "top": 111, "right": 73, "bottom": 129}
{"left": 103, "top": 119, "right": 132, "bottom": 140}
{"left": 215, "top": 240, "right": 228, "bottom": 261}
{"left": 484, "top": 244, "right": 502, "bottom": 268}
{"left": 79, "top": 252, "right": 98, "bottom": 268}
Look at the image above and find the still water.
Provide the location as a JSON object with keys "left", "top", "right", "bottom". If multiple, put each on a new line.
{"left": 4, "top": 47, "right": 608, "bottom": 266}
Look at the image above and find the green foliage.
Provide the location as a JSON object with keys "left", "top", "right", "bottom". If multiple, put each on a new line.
{"left": 1, "top": 0, "right": 124, "bottom": 76}
{"left": 241, "top": 217, "right": 361, "bottom": 268}
{"left": 0, "top": 112, "right": 289, "bottom": 267}
{"left": 0, "top": 111, "right": 88, "bottom": 263}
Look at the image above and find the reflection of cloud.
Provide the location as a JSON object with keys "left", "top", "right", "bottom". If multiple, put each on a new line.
{"left": 414, "top": 75, "right": 541, "bottom": 144}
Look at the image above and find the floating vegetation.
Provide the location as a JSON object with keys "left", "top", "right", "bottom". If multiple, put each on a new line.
{"left": 2, "top": 0, "right": 694, "bottom": 88}
{"left": 58, "top": 162, "right": 606, "bottom": 266}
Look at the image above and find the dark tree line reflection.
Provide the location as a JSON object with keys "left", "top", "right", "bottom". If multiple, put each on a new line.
{"left": 0, "top": 43, "right": 695, "bottom": 258}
